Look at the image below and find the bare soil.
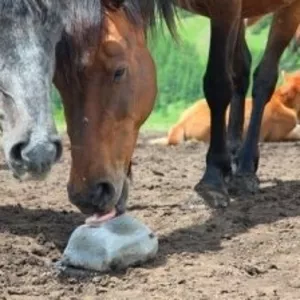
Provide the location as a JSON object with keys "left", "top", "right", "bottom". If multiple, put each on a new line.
{"left": 1, "top": 133, "right": 300, "bottom": 300}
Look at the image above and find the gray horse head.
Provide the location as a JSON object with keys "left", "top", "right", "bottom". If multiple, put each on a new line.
{"left": 0, "top": 0, "right": 65, "bottom": 179}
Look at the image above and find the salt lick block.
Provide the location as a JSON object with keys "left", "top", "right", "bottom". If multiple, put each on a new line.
{"left": 59, "top": 214, "right": 158, "bottom": 272}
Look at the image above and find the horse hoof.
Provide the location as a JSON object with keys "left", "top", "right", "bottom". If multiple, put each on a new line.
{"left": 194, "top": 182, "right": 230, "bottom": 209}
{"left": 229, "top": 173, "right": 260, "bottom": 195}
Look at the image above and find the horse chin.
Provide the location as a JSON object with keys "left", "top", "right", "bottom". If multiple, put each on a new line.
{"left": 68, "top": 172, "right": 131, "bottom": 218}
{"left": 95, "top": 174, "right": 130, "bottom": 217}
{"left": 23, "top": 171, "right": 50, "bottom": 182}
{"left": 94, "top": 177, "right": 129, "bottom": 217}
{"left": 10, "top": 163, "right": 50, "bottom": 182}
{"left": 84, "top": 179, "right": 129, "bottom": 226}
{"left": 9, "top": 162, "right": 28, "bottom": 181}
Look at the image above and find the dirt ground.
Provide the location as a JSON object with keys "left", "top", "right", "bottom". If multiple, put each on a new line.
{"left": 1, "top": 133, "right": 300, "bottom": 300}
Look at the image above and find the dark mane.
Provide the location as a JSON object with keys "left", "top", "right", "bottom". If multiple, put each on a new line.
{"left": 1, "top": 0, "right": 177, "bottom": 87}
{"left": 55, "top": 0, "right": 177, "bottom": 88}
{"left": 55, "top": 0, "right": 144, "bottom": 88}
{"left": 105, "top": 0, "right": 178, "bottom": 36}
{"left": 55, "top": 0, "right": 102, "bottom": 89}
{"left": 132, "top": 0, "right": 177, "bottom": 37}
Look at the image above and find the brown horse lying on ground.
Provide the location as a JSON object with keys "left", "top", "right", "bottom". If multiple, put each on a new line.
{"left": 150, "top": 71, "right": 300, "bottom": 145}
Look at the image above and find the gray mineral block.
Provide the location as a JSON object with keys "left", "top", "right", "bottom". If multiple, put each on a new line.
{"left": 59, "top": 214, "right": 158, "bottom": 272}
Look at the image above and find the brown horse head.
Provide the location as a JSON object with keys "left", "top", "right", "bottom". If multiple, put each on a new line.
{"left": 54, "top": 8, "right": 156, "bottom": 217}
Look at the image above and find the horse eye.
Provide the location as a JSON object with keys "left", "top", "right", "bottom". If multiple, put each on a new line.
{"left": 113, "top": 68, "right": 126, "bottom": 82}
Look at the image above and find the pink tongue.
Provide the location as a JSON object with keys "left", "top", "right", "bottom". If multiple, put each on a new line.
{"left": 85, "top": 209, "right": 116, "bottom": 226}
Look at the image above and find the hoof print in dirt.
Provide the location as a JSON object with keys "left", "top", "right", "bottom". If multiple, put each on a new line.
{"left": 58, "top": 214, "right": 158, "bottom": 272}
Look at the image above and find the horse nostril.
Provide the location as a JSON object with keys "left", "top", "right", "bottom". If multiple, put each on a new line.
{"left": 91, "top": 182, "right": 116, "bottom": 207}
{"left": 10, "top": 141, "right": 27, "bottom": 163}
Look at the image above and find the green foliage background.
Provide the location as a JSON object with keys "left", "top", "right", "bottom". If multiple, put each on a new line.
{"left": 52, "top": 12, "right": 300, "bottom": 132}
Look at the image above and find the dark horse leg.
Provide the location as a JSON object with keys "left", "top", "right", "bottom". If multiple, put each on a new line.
{"left": 231, "top": 2, "right": 300, "bottom": 194}
{"left": 194, "top": 2, "right": 242, "bottom": 208}
{"left": 227, "top": 21, "right": 252, "bottom": 173}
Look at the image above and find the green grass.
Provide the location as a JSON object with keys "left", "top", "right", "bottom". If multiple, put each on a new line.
{"left": 142, "top": 15, "right": 210, "bottom": 131}
{"left": 142, "top": 101, "right": 189, "bottom": 131}
{"left": 142, "top": 15, "right": 270, "bottom": 131}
